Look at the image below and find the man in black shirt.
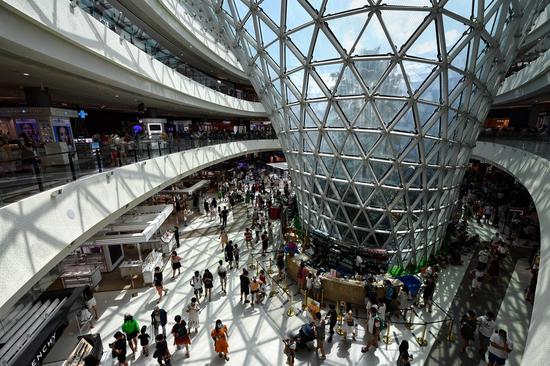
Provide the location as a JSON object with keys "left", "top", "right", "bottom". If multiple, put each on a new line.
{"left": 111, "top": 331, "right": 128, "bottom": 365}
{"left": 240, "top": 269, "right": 251, "bottom": 303}
{"left": 325, "top": 304, "right": 338, "bottom": 342}
{"left": 173, "top": 226, "right": 180, "bottom": 248}
{"left": 221, "top": 206, "right": 229, "bottom": 228}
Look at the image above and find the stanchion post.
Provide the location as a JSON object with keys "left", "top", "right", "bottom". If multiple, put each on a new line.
{"left": 416, "top": 322, "right": 428, "bottom": 346}
{"left": 383, "top": 320, "right": 393, "bottom": 348}
{"left": 268, "top": 258, "right": 273, "bottom": 274}
{"left": 287, "top": 292, "right": 295, "bottom": 317}
{"left": 320, "top": 289, "right": 324, "bottom": 308}
{"left": 406, "top": 308, "right": 415, "bottom": 329}
{"left": 336, "top": 301, "right": 345, "bottom": 336}
{"left": 301, "top": 289, "right": 308, "bottom": 310}
{"left": 447, "top": 318, "right": 456, "bottom": 342}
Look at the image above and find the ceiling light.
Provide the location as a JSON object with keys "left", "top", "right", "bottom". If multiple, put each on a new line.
{"left": 22, "top": 73, "right": 30, "bottom": 76}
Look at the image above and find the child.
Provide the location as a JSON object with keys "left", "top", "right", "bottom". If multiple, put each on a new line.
{"left": 283, "top": 337, "right": 296, "bottom": 366}
{"left": 138, "top": 325, "right": 150, "bottom": 356}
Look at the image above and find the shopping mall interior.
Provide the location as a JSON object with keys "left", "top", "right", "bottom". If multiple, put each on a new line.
{"left": 0, "top": 1, "right": 549, "bottom": 365}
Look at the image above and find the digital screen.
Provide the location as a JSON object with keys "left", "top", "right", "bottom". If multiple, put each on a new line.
{"left": 149, "top": 124, "right": 162, "bottom": 131}
{"left": 108, "top": 245, "right": 123, "bottom": 267}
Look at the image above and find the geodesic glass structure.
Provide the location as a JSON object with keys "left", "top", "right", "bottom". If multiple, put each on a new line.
{"left": 194, "top": 0, "right": 543, "bottom": 268}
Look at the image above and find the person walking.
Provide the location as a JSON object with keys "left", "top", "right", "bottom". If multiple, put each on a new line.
{"left": 217, "top": 260, "right": 228, "bottom": 294}
{"left": 240, "top": 269, "right": 251, "bottom": 303}
{"left": 478, "top": 311, "right": 496, "bottom": 362}
{"left": 151, "top": 307, "right": 168, "bottom": 338}
{"left": 362, "top": 307, "right": 381, "bottom": 353}
{"left": 342, "top": 310, "right": 357, "bottom": 341}
{"left": 460, "top": 310, "right": 477, "bottom": 353}
{"left": 219, "top": 229, "right": 228, "bottom": 251}
{"left": 173, "top": 226, "right": 180, "bottom": 248}
{"left": 261, "top": 231, "right": 269, "bottom": 256}
{"left": 186, "top": 298, "right": 200, "bottom": 333}
{"left": 396, "top": 340, "right": 412, "bottom": 366}
{"left": 138, "top": 326, "right": 150, "bottom": 357}
{"left": 203, "top": 269, "right": 214, "bottom": 301}
{"left": 111, "top": 331, "right": 128, "bottom": 366}
{"left": 488, "top": 329, "right": 513, "bottom": 366}
{"left": 276, "top": 250, "right": 285, "bottom": 278}
{"left": 249, "top": 277, "right": 261, "bottom": 305}
{"left": 423, "top": 275, "right": 436, "bottom": 312}
{"left": 233, "top": 243, "right": 240, "bottom": 268}
{"left": 221, "top": 206, "right": 229, "bottom": 227}
{"left": 153, "top": 266, "right": 165, "bottom": 303}
{"left": 121, "top": 314, "right": 140, "bottom": 356}
{"left": 171, "top": 316, "right": 191, "bottom": 358}
{"left": 154, "top": 334, "right": 171, "bottom": 365}
{"left": 190, "top": 271, "right": 203, "bottom": 304}
{"left": 244, "top": 228, "right": 253, "bottom": 250}
{"left": 325, "top": 304, "right": 338, "bottom": 342}
{"left": 297, "top": 261, "right": 308, "bottom": 290}
{"left": 170, "top": 251, "right": 182, "bottom": 279}
{"left": 478, "top": 247, "right": 490, "bottom": 271}
{"left": 314, "top": 312, "right": 326, "bottom": 360}
{"left": 203, "top": 200, "right": 209, "bottom": 217}
{"left": 224, "top": 241, "right": 234, "bottom": 269}
{"left": 211, "top": 319, "right": 230, "bottom": 361}
{"left": 83, "top": 285, "right": 99, "bottom": 320}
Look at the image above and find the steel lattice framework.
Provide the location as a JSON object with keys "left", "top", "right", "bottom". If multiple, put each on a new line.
{"left": 193, "top": 0, "right": 543, "bottom": 267}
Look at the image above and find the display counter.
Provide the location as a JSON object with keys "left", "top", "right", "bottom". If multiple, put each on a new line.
{"left": 142, "top": 251, "right": 163, "bottom": 284}
{"left": 60, "top": 265, "right": 102, "bottom": 289}
{"left": 119, "top": 260, "right": 142, "bottom": 278}
{"left": 159, "top": 231, "right": 176, "bottom": 254}
{"left": 286, "top": 254, "right": 402, "bottom": 306}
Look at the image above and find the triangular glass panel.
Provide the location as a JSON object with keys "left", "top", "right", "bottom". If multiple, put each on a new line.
{"left": 354, "top": 102, "right": 381, "bottom": 130}
{"left": 285, "top": 0, "right": 313, "bottom": 31}
{"left": 266, "top": 41, "right": 281, "bottom": 66}
{"left": 288, "top": 68, "right": 305, "bottom": 93}
{"left": 330, "top": 131, "right": 348, "bottom": 153}
{"left": 367, "top": 190, "right": 386, "bottom": 209}
{"left": 342, "top": 135, "right": 362, "bottom": 157}
{"left": 285, "top": 85, "right": 299, "bottom": 104}
{"left": 306, "top": 74, "right": 325, "bottom": 99}
{"left": 423, "top": 137, "right": 437, "bottom": 156}
{"left": 426, "top": 119, "right": 441, "bottom": 137}
{"left": 344, "top": 205, "right": 360, "bottom": 222}
{"left": 354, "top": 15, "right": 393, "bottom": 56}
{"left": 243, "top": 15, "right": 256, "bottom": 38}
{"left": 312, "top": 29, "right": 341, "bottom": 61}
{"left": 383, "top": 169, "right": 402, "bottom": 187}
{"left": 381, "top": 9, "right": 428, "bottom": 52}
{"left": 357, "top": 131, "right": 380, "bottom": 153}
{"left": 447, "top": 68, "right": 463, "bottom": 95}
{"left": 484, "top": 7, "right": 500, "bottom": 36}
{"left": 259, "top": 19, "right": 278, "bottom": 46}
{"left": 304, "top": 109, "right": 318, "bottom": 128}
{"left": 356, "top": 184, "right": 374, "bottom": 203}
{"left": 288, "top": 25, "right": 315, "bottom": 57}
{"left": 442, "top": 0, "right": 473, "bottom": 20}
{"left": 260, "top": 1, "right": 281, "bottom": 27}
{"left": 406, "top": 22, "right": 439, "bottom": 61}
{"left": 370, "top": 160, "right": 392, "bottom": 180}
{"left": 377, "top": 63, "right": 408, "bottom": 97}
{"left": 284, "top": 45, "right": 303, "bottom": 71}
{"left": 325, "top": 104, "right": 346, "bottom": 128}
{"left": 403, "top": 144, "right": 420, "bottom": 163}
{"left": 375, "top": 99, "right": 407, "bottom": 126}
{"left": 356, "top": 165, "right": 375, "bottom": 184}
{"left": 319, "top": 134, "right": 334, "bottom": 153}
{"left": 326, "top": 12, "right": 368, "bottom": 53}
{"left": 417, "top": 102, "right": 438, "bottom": 127}
{"left": 355, "top": 59, "right": 392, "bottom": 90}
{"left": 307, "top": 130, "right": 320, "bottom": 147}
{"left": 450, "top": 42, "right": 469, "bottom": 72}
{"left": 309, "top": 100, "right": 328, "bottom": 122}
{"left": 390, "top": 135, "right": 412, "bottom": 155}
{"left": 337, "top": 99, "right": 362, "bottom": 125}
{"left": 391, "top": 107, "right": 416, "bottom": 133}
{"left": 334, "top": 160, "right": 348, "bottom": 178}
{"left": 334, "top": 181, "right": 348, "bottom": 197}
{"left": 302, "top": 133, "right": 315, "bottom": 152}
{"left": 233, "top": 1, "right": 250, "bottom": 21}
{"left": 314, "top": 63, "right": 342, "bottom": 90}
{"left": 336, "top": 65, "right": 365, "bottom": 96}
{"left": 402, "top": 60, "right": 435, "bottom": 93}
{"left": 324, "top": 2, "right": 363, "bottom": 14}
{"left": 419, "top": 74, "right": 442, "bottom": 103}
{"left": 343, "top": 157, "right": 362, "bottom": 178}
{"left": 442, "top": 14, "right": 469, "bottom": 53}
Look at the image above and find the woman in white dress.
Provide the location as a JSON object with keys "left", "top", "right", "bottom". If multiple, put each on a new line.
{"left": 186, "top": 297, "right": 200, "bottom": 332}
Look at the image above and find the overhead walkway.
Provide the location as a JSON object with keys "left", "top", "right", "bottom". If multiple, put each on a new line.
{"left": 0, "top": 0, "right": 265, "bottom": 117}
{"left": 0, "top": 139, "right": 281, "bottom": 318}
{"left": 110, "top": 0, "right": 249, "bottom": 83}
{"left": 472, "top": 139, "right": 550, "bottom": 366}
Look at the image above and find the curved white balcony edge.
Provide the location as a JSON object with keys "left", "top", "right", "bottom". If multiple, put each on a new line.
{"left": 472, "top": 141, "right": 550, "bottom": 366}
{"left": 0, "top": 0, "right": 265, "bottom": 117}
{"left": 0, "top": 140, "right": 281, "bottom": 317}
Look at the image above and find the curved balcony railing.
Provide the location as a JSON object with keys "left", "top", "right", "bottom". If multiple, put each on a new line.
{"left": 0, "top": 132, "right": 278, "bottom": 206}
{"left": 478, "top": 132, "right": 550, "bottom": 160}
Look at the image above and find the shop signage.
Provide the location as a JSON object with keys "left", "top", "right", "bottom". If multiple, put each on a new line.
{"left": 31, "top": 328, "right": 61, "bottom": 366}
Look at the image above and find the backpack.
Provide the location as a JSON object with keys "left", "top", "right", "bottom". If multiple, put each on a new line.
{"left": 176, "top": 324, "right": 187, "bottom": 338}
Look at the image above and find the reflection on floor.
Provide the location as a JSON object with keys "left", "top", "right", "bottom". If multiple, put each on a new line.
{"left": 45, "top": 207, "right": 530, "bottom": 365}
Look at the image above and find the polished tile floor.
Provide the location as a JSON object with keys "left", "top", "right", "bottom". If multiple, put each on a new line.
{"left": 45, "top": 204, "right": 527, "bottom": 365}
